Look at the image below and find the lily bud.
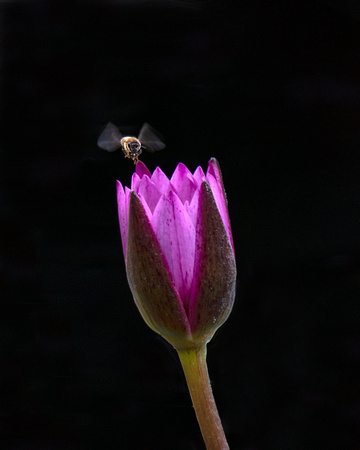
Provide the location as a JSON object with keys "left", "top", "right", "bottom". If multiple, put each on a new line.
{"left": 117, "top": 159, "right": 236, "bottom": 350}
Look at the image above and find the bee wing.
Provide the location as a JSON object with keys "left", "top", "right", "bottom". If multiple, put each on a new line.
{"left": 97, "top": 122, "right": 124, "bottom": 152}
{"left": 138, "top": 122, "right": 166, "bottom": 153}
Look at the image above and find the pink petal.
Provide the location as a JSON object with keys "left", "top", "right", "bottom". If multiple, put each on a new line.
{"left": 137, "top": 191, "right": 153, "bottom": 221}
{"left": 131, "top": 172, "right": 141, "bottom": 193}
{"left": 184, "top": 186, "right": 200, "bottom": 227}
{"left": 117, "top": 181, "right": 129, "bottom": 260}
{"left": 135, "top": 160, "right": 152, "bottom": 179}
{"left": 138, "top": 175, "right": 162, "bottom": 213}
{"left": 193, "top": 166, "right": 206, "bottom": 187}
{"left": 151, "top": 191, "right": 195, "bottom": 312}
{"left": 170, "top": 163, "right": 197, "bottom": 204}
{"left": 151, "top": 167, "right": 171, "bottom": 195}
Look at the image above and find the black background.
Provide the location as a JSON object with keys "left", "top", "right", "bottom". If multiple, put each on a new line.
{"left": 1, "top": 1, "right": 360, "bottom": 448}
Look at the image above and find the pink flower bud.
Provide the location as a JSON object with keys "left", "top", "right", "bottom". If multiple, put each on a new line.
{"left": 117, "top": 159, "right": 236, "bottom": 349}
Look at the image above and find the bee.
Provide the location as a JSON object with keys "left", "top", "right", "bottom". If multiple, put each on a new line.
{"left": 97, "top": 122, "right": 166, "bottom": 163}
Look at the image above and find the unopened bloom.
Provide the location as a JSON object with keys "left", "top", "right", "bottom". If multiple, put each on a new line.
{"left": 117, "top": 158, "right": 236, "bottom": 350}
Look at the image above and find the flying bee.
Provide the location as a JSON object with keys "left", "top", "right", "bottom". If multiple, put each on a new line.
{"left": 97, "top": 122, "right": 166, "bottom": 163}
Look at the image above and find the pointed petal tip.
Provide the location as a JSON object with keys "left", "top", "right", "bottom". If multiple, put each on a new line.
{"left": 116, "top": 180, "right": 126, "bottom": 207}
{"left": 207, "top": 157, "right": 221, "bottom": 176}
{"left": 175, "top": 161, "right": 190, "bottom": 172}
{"left": 171, "top": 162, "right": 190, "bottom": 181}
{"left": 135, "top": 160, "right": 152, "bottom": 178}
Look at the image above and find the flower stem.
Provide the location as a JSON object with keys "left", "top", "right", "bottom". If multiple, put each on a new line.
{"left": 177, "top": 345, "right": 229, "bottom": 450}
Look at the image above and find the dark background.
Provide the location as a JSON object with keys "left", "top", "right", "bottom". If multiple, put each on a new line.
{"left": 1, "top": 0, "right": 360, "bottom": 448}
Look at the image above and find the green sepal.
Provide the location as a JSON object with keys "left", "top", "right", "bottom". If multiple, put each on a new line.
{"left": 189, "top": 181, "right": 237, "bottom": 343}
{"left": 126, "top": 191, "right": 192, "bottom": 348}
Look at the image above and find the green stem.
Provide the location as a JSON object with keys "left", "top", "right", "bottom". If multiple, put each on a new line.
{"left": 177, "top": 345, "right": 229, "bottom": 450}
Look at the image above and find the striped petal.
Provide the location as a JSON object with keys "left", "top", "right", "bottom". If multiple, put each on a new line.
{"left": 138, "top": 175, "right": 161, "bottom": 213}
{"left": 152, "top": 191, "right": 195, "bottom": 312}
{"left": 116, "top": 181, "right": 130, "bottom": 260}
{"left": 170, "top": 163, "right": 197, "bottom": 204}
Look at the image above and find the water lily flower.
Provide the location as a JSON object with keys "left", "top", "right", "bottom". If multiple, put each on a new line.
{"left": 117, "top": 158, "right": 236, "bottom": 348}
{"left": 117, "top": 158, "right": 236, "bottom": 449}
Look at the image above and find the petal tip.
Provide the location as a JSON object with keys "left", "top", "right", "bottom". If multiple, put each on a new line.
{"left": 207, "top": 157, "right": 221, "bottom": 175}
{"left": 136, "top": 160, "right": 152, "bottom": 178}
{"left": 117, "top": 180, "right": 125, "bottom": 197}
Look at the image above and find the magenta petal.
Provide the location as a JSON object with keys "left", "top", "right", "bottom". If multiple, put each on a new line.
{"left": 135, "top": 160, "right": 152, "bottom": 179}
{"left": 117, "top": 181, "right": 129, "bottom": 260}
{"left": 138, "top": 175, "right": 161, "bottom": 213}
{"left": 193, "top": 166, "right": 206, "bottom": 187}
{"left": 151, "top": 167, "right": 171, "bottom": 195}
{"left": 170, "top": 163, "right": 197, "bottom": 204}
{"left": 152, "top": 191, "right": 195, "bottom": 312}
{"left": 131, "top": 172, "right": 141, "bottom": 193}
{"left": 184, "top": 186, "right": 200, "bottom": 227}
{"left": 137, "top": 191, "right": 153, "bottom": 220}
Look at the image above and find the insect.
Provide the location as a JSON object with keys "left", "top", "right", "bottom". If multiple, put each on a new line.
{"left": 97, "top": 122, "right": 166, "bottom": 163}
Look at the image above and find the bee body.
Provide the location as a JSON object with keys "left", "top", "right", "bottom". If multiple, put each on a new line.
{"left": 120, "top": 137, "right": 142, "bottom": 162}
{"left": 97, "top": 122, "right": 165, "bottom": 164}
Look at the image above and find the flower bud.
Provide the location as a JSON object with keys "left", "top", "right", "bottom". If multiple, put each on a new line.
{"left": 117, "top": 159, "right": 236, "bottom": 349}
